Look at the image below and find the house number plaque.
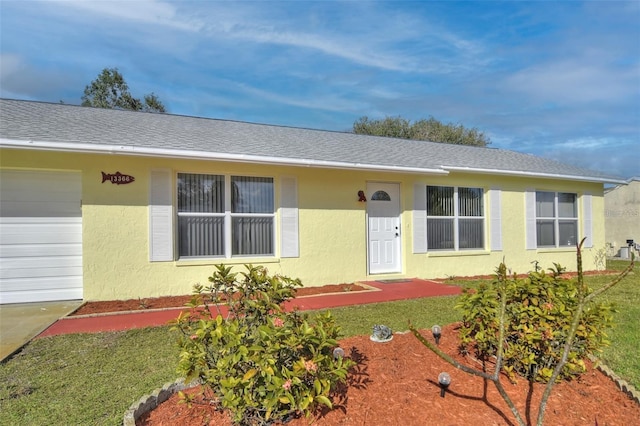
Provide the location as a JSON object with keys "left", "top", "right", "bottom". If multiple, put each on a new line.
{"left": 101, "top": 171, "right": 135, "bottom": 185}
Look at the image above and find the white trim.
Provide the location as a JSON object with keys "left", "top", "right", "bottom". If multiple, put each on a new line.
{"left": 0, "top": 138, "right": 447, "bottom": 176}
{"left": 224, "top": 177, "right": 232, "bottom": 258}
{"left": 4, "top": 138, "right": 623, "bottom": 183}
{"left": 582, "top": 193, "right": 593, "bottom": 248}
{"left": 280, "top": 176, "right": 299, "bottom": 258}
{"left": 149, "top": 169, "right": 174, "bottom": 262}
{"left": 441, "top": 165, "right": 625, "bottom": 184}
{"left": 489, "top": 188, "right": 502, "bottom": 251}
{"left": 525, "top": 189, "right": 537, "bottom": 250}
{"left": 413, "top": 183, "right": 427, "bottom": 254}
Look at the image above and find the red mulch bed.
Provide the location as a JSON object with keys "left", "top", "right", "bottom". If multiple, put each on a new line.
{"left": 71, "top": 284, "right": 369, "bottom": 316}
{"left": 138, "top": 323, "right": 639, "bottom": 425}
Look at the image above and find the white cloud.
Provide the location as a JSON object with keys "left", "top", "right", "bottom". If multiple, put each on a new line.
{"left": 0, "top": 54, "right": 76, "bottom": 100}
{"left": 58, "top": 0, "right": 202, "bottom": 31}
{"left": 554, "top": 137, "right": 622, "bottom": 150}
{"left": 505, "top": 61, "right": 638, "bottom": 104}
{"left": 12, "top": 1, "right": 489, "bottom": 76}
{"left": 541, "top": 137, "right": 638, "bottom": 178}
{"left": 233, "top": 82, "right": 367, "bottom": 114}
{"left": 0, "top": 54, "right": 22, "bottom": 77}
{"left": 190, "top": 2, "right": 487, "bottom": 74}
{"left": 226, "top": 27, "right": 413, "bottom": 73}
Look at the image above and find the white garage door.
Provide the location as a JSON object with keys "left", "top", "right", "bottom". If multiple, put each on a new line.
{"left": 0, "top": 170, "right": 83, "bottom": 304}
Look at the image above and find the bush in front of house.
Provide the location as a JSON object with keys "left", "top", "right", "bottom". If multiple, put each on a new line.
{"left": 456, "top": 262, "right": 617, "bottom": 383}
{"left": 409, "top": 239, "right": 635, "bottom": 426}
{"left": 172, "top": 264, "right": 354, "bottom": 425}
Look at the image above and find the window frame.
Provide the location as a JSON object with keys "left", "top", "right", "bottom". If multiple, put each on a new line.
{"left": 425, "top": 185, "right": 485, "bottom": 251}
{"left": 176, "top": 172, "right": 276, "bottom": 259}
{"left": 535, "top": 190, "right": 578, "bottom": 248}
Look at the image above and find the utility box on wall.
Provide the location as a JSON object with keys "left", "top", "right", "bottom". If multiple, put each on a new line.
{"left": 619, "top": 247, "right": 630, "bottom": 259}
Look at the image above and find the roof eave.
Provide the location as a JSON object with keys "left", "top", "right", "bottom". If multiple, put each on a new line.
{"left": 441, "top": 165, "right": 626, "bottom": 185}
{"left": 0, "top": 138, "right": 448, "bottom": 176}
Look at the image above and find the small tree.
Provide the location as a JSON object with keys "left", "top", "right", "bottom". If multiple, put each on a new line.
{"left": 353, "top": 115, "right": 490, "bottom": 147}
{"left": 410, "top": 239, "right": 634, "bottom": 426}
{"left": 81, "top": 67, "right": 166, "bottom": 113}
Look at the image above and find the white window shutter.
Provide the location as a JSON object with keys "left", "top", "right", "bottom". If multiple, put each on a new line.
{"left": 280, "top": 177, "right": 299, "bottom": 258}
{"left": 525, "top": 189, "right": 537, "bottom": 250}
{"left": 582, "top": 193, "right": 593, "bottom": 248}
{"left": 489, "top": 188, "right": 502, "bottom": 251}
{"left": 413, "top": 183, "right": 427, "bottom": 253}
{"left": 149, "top": 169, "right": 174, "bottom": 262}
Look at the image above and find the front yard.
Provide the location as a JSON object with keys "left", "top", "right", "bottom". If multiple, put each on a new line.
{"left": 0, "top": 260, "right": 636, "bottom": 425}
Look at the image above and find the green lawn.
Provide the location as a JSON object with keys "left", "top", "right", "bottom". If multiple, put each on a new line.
{"left": 588, "top": 259, "right": 640, "bottom": 387}
{"left": 0, "top": 259, "right": 636, "bottom": 426}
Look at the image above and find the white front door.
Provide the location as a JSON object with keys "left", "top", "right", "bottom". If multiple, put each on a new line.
{"left": 367, "top": 182, "right": 401, "bottom": 274}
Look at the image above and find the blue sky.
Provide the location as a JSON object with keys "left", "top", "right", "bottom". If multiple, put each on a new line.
{"left": 1, "top": 1, "right": 638, "bottom": 178}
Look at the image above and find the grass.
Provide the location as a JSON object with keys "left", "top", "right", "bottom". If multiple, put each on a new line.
{"left": 588, "top": 259, "right": 640, "bottom": 388}
{"left": 0, "top": 328, "right": 179, "bottom": 425}
{"left": 0, "top": 259, "right": 637, "bottom": 425}
{"left": 321, "top": 295, "right": 459, "bottom": 337}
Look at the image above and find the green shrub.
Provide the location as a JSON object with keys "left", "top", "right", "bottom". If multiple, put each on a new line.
{"left": 456, "top": 263, "right": 617, "bottom": 383}
{"left": 171, "top": 265, "right": 354, "bottom": 425}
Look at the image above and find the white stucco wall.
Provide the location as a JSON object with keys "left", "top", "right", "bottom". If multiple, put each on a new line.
{"left": 605, "top": 178, "right": 640, "bottom": 258}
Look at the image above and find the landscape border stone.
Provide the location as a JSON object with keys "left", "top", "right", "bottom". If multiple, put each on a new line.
{"left": 123, "top": 378, "right": 200, "bottom": 426}
{"left": 589, "top": 354, "right": 640, "bottom": 404}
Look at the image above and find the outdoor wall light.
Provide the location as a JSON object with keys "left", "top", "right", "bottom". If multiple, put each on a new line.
{"left": 438, "top": 372, "right": 451, "bottom": 398}
{"left": 431, "top": 324, "right": 442, "bottom": 345}
{"left": 358, "top": 190, "right": 367, "bottom": 202}
{"left": 333, "top": 347, "right": 345, "bottom": 360}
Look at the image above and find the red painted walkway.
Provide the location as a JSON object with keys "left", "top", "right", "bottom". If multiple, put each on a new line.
{"left": 38, "top": 279, "right": 461, "bottom": 337}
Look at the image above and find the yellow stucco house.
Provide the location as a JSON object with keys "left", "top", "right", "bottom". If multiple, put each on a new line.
{"left": 0, "top": 99, "right": 627, "bottom": 304}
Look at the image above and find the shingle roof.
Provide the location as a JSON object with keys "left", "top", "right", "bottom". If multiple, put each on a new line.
{"left": 0, "top": 98, "right": 624, "bottom": 183}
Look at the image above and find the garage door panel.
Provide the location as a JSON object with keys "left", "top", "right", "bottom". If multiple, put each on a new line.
{"left": 0, "top": 255, "right": 82, "bottom": 269}
{"left": 1, "top": 272, "right": 83, "bottom": 288}
{"left": 0, "top": 286, "right": 83, "bottom": 304}
{"left": 0, "top": 217, "right": 82, "bottom": 225}
{"left": 0, "top": 243, "right": 82, "bottom": 258}
{"left": 0, "top": 170, "right": 83, "bottom": 304}
{"left": 0, "top": 223, "right": 82, "bottom": 245}
{"left": 0, "top": 201, "right": 81, "bottom": 217}
{"left": 1, "top": 231, "right": 81, "bottom": 245}
{"left": 1, "top": 266, "right": 82, "bottom": 280}
{"left": 1, "top": 256, "right": 82, "bottom": 272}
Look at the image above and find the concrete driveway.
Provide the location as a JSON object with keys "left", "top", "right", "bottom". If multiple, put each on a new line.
{"left": 0, "top": 300, "right": 83, "bottom": 362}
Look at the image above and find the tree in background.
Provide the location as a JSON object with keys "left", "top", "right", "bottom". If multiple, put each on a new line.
{"left": 81, "top": 67, "right": 166, "bottom": 113}
{"left": 353, "top": 116, "right": 490, "bottom": 147}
